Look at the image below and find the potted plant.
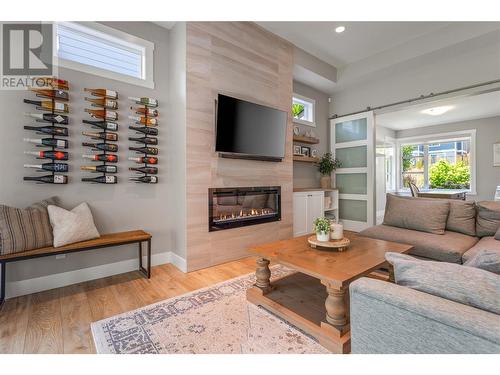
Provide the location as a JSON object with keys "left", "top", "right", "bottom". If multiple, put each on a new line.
{"left": 317, "top": 152, "right": 341, "bottom": 189}
{"left": 313, "top": 217, "right": 331, "bottom": 242}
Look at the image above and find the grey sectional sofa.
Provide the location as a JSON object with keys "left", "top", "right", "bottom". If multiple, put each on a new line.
{"left": 350, "top": 195, "right": 500, "bottom": 353}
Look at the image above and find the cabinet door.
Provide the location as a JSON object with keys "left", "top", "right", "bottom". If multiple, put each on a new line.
{"left": 307, "top": 192, "right": 325, "bottom": 232}
{"left": 293, "top": 193, "right": 309, "bottom": 237}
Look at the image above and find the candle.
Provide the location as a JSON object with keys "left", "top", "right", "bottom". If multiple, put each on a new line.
{"left": 330, "top": 222, "right": 344, "bottom": 240}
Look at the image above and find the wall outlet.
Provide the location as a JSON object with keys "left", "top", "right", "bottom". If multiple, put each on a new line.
{"left": 55, "top": 254, "right": 66, "bottom": 260}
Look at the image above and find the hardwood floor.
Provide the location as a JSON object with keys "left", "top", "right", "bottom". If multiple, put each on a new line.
{"left": 0, "top": 256, "right": 258, "bottom": 354}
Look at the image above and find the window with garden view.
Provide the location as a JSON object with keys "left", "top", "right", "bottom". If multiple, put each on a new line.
{"left": 292, "top": 95, "right": 315, "bottom": 125}
{"left": 401, "top": 138, "right": 471, "bottom": 190}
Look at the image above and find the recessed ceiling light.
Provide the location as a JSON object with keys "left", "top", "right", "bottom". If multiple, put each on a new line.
{"left": 421, "top": 105, "right": 454, "bottom": 116}
{"left": 335, "top": 26, "right": 345, "bottom": 33}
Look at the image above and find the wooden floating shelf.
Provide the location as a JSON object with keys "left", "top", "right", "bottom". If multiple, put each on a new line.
{"left": 293, "top": 155, "right": 320, "bottom": 163}
{"left": 293, "top": 135, "right": 320, "bottom": 144}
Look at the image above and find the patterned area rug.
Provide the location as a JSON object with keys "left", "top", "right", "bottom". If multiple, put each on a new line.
{"left": 91, "top": 265, "right": 329, "bottom": 354}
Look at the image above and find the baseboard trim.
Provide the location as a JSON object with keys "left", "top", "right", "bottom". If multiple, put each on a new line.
{"left": 5, "top": 251, "right": 186, "bottom": 299}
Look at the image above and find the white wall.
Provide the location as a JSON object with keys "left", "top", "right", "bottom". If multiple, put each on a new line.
{"left": 396, "top": 116, "right": 500, "bottom": 202}
{"left": 0, "top": 22, "right": 176, "bottom": 296}
{"left": 292, "top": 81, "right": 330, "bottom": 188}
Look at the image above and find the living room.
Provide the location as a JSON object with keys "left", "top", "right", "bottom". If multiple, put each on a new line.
{"left": 0, "top": 0, "right": 499, "bottom": 373}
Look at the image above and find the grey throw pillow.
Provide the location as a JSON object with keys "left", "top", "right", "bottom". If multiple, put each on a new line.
{"left": 446, "top": 200, "right": 476, "bottom": 236}
{"left": 383, "top": 194, "right": 450, "bottom": 234}
{"left": 464, "top": 249, "right": 500, "bottom": 275}
{"left": 476, "top": 201, "right": 500, "bottom": 237}
{"left": 0, "top": 197, "right": 58, "bottom": 255}
{"left": 385, "top": 252, "right": 500, "bottom": 315}
{"left": 495, "top": 227, "right": 500, "bottom": 240}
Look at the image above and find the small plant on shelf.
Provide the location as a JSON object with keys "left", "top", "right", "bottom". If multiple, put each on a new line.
{"left": 317, "top": 152, "right": 341, "bottom": 189}
{"left": 313, "top": 217, "right": 331, "bottom": 242}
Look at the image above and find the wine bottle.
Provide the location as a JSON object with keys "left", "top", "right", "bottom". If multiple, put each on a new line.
{"left": 25, "top": 150, "right": 68, "bottom": 160}
{"left": 82, "top": 142, "right": 118, "bottom": 152}
{"left": 24, "top": 162, "right": 68, "bottom": 172}
{"left": 128, "top": 136, "right": 158, "bottom": 145}
{"left": 82, "top": 154, "right": 118, "bottom": 163}
{"left": 81, "top": 165, "right": 117, "bottom": 173}
{"left": 82, "top": 175, "right": 117, "bottom": 184}
{"left": 24, "top": 174, "right": 67, "bottom": 184}
{"left": 82, "top": 119, "right": 118, "bottom": 131}
{"left": 128, "top": 116, "right": 157, "bottom": 126}
{"left": 131, "top": 107, "right": 159, "bottom": 117}
{"left": 23, "top": 99, "right": 69, "bottom": 113}
{"left": 82, "top": 131, "right": 118, "bottom": 141}
{"left": 128, "top": 97, "right": 158, "bottom": 107}
{"left": 24, "top": 125, "right": 68, "bottom": 136}
{"left": 129, "top": 166, "right": 158, "bottom": 175}
{"left": 31, "top": 89, "right": 69, "bottom": 101}
{"left": 24, "top": 137, "right": 68, "bottom": 148}
{"left": 129, "top": 126, "right": 158, "bottom": 136}
{"left": 37, "top": 77, "right": 69, "bottom": 90}
{"left": 85, "top": 97, "right": 118, "bottom": 109}
{"left": 25, "top": 112, "right": 68, "bottom": 124}
{"left": 130, "top": 176, "right": 158, "bottom": 184}
{"left": 129, "top": 146, "right": 158, "bottom": 155}
{"left": 85, "top": 109, "right": 118, "bottom": 121}
{"left": 128, "top": 156, "right": 158, "bottom": 164}
{"left": 84, "top": 88, "right": 118, "bottom": 99}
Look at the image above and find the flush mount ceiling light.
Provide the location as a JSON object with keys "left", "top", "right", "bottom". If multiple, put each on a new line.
{"left": 335, "top": 26, "right": 346, "bottom": 33}
{"left": 421, "top": 105, "right": 454, "bottom": 116}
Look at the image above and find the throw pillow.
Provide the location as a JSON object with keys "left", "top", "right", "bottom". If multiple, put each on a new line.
{"left": 385, "top": 252, "right": 500, "bottom": 315}
{"left": 48, "top": 202, "right": 100, "bottom": 247}
{"left": 495, "top": 226, "right": 500, "bottom": 240}
{"left": 476, "top": 201, "right": 500, "bottom": 237}
{"left": 464, "top": 249, "right": 500, "bottom": 275}
{"left": 446, "top": 200, "right": 476, "bottom": 236}
{"left": 383, "top": 194, "right": 450, "bottom": 234}
{"left": 0, "top": 197, "right": 58, "bottom": 255}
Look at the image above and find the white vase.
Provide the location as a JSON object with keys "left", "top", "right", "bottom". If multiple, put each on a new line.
{"left": 316, "top": 232, "right": 330, "bottom": 242}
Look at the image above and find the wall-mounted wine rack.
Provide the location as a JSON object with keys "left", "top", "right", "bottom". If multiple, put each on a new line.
{"left": 23, "top": 77, "right": 70, "bottom": 185}
{"left": 128, "top": 97, "right": 159, "bottom": 184}
{"left": 81, "top": 88, "right": 119, "bottom": 184}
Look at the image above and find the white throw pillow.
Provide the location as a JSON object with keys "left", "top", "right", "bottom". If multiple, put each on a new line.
{"left": 48, "top": 203, "right": 100, "bottom": 247}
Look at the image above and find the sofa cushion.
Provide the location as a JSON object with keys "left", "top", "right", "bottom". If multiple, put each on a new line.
{"left": 0, "top": 197, "right": 57, "bottom": 255}
{"left": 464, "top": 249, "right": 500, "bottom": 275}
{"left": 383, "top": 194, "right": 450, "bottom": 235}
{"left": 385, "top": 252, "right": 500, "bottom": 315}
{"left": 360, "top": 225, "right": 478, "bottom": 263}
{"left": 446, "top": 200, "right": 476, "bottom": 236}
{"left": 476, "top": 201, "right": 500, "bottom": 237}
{"left": 462, "top": 236, "right": 500, "bottom": 262}
{"left": 495, "top": 227, "right": 500, "bottom": 240}
{"left": 48, "top": 202, "right": 100, "bottom": 247}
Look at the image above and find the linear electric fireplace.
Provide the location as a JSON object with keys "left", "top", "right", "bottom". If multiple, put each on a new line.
{"left": 209, "top": 186, "right": 281, "bottom": 232}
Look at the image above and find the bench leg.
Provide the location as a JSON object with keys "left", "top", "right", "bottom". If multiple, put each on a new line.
{"left": 0, "top": 262, "right": 5, "bottom": 309}
{"left": 138, "top": 240, "right": 151, "bottom": 279}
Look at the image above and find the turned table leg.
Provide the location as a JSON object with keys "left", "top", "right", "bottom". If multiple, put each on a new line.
{"left": 388, "top": 263, "right": 395, "bottom": 283}
{"left": 254, "top": 258, "right": 273, "bottom": 294}
{"left": 325, "top": 284, "right": 348, "bottom": 328}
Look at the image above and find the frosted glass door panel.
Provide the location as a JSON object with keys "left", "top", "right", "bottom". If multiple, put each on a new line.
{"left": 336, "top": 146, "right": 367, "bottom": 168}
{"left": 335, "top": 118, "right": 367, "bottom": 143}
{"left": 336, "top": 173, "right": 367, "bottom": 195}
{"left": 339, "top": 199, "right": 367, "bottom": 222}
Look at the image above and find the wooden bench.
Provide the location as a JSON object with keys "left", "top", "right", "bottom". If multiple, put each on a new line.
{"left": 0, "top": 230, "right": 152, "bottom": 307}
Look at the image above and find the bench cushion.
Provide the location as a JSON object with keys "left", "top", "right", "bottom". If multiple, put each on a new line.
{"left": 360, "top": 225, "right": 479, "bottom": 263}
{"left": 0, "top": 197, "right": 57, "bottom": 255}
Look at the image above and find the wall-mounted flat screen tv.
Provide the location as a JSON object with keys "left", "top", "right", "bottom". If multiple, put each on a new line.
{"left": 215, "top": 94, "right": 287, "bottom": 161}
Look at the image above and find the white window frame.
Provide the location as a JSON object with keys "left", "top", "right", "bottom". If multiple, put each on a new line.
{"left": 292, "top": 93, "right": 316, "bottom": 127}
{"left": 54, "top": 22, "right": 155, "bottom": 89}
{"left": 396, "top": 129, "right": 477, "bottom": 195}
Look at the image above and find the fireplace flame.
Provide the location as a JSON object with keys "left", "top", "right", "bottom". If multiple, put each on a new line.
{"left": 214, "top": 208, "right": 275, "bottom": 223}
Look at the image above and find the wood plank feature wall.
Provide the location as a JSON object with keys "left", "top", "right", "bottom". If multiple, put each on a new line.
{"left": 186, "top": 22, "right": 294, "bottom": 271}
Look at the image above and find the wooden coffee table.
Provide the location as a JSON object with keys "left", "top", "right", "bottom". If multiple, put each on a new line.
{"left": 246, "top": 231, "right": 413, "bottom": 353}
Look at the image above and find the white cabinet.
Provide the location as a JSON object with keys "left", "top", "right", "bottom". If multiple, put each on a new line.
{"left": 293, "top": 191, "right": 324, "bottom": 237}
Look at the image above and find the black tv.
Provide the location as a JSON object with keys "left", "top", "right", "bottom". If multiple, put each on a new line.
{"left": 215, "top": 94, "right": 287, "bottom": 161}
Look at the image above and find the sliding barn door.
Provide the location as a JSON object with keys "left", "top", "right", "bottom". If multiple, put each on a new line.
{"left": 330, "top": 111, "right": 375, "bottom": 231}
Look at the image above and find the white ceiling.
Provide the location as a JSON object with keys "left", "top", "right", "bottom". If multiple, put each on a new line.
{"left": 257, "top": 22, "right": 450, "bottom": 67}
{"left": 376, "top": 91, "right": 500, "bottom": 131}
